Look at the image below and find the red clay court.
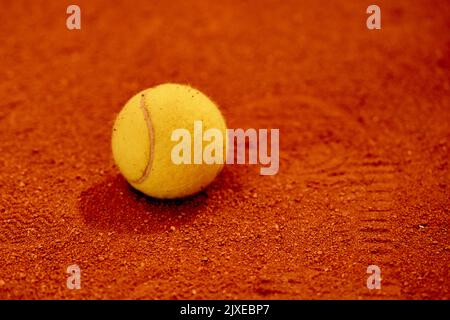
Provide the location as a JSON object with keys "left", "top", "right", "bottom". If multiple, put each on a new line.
{"left": 0, "top": 0, "right": 449, "bottom": 299}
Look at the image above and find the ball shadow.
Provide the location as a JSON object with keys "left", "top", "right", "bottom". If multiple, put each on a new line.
{"left": 78, "top": 172, "right": 228, "bottom": 235}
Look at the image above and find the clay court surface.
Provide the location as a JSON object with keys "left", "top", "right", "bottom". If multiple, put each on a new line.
{"left": 0, "top": 0, "right": 448, "bottom": 299}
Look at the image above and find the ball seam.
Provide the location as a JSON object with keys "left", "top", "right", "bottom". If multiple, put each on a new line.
{"left": 131, "top": 93, "right": 154, "bottom": 184}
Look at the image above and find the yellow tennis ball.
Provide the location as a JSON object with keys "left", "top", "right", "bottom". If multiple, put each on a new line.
{"left": 112, "top": 83, "right": 227, "bottom": 199}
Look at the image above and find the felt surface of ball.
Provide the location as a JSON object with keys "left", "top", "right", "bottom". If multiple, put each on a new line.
{"left": 112, "top": 83, "right": 227, "bottom": 199}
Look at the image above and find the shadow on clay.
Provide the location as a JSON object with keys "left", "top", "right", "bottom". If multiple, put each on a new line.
{"left": 78, "top": 169, "right": 234, "bottom": 235}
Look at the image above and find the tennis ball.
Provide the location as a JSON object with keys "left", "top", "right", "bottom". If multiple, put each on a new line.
{"left": 112, "top": 83, "right": 227, "bottom": 199}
